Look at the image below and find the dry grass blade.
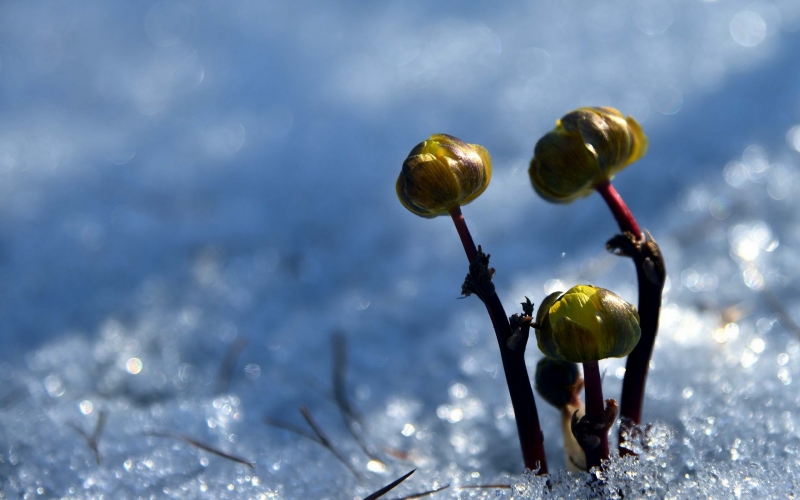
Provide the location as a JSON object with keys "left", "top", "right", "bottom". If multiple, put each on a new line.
{"left": 456, "top": 484, "right": 512, "bottom": 490}
{"left": 178, "top": 434, "right": 255, "bottom": 469}
{"left": 92, "top": 409, "right": 107, "bottom": 442}
{"left": 389, "top": 484, "right": 450, "bottom": 499}
{"left": 300, "top": 405, "right": 362, "bottom": 479}
{"left": 332, "top": 332, "right": 381, "bottom": 462}
{"left": 0, "top": 386, "right": 28, "bottom": 409}
{"left": 762, "top": 288, "right": 800, "bottom": 337}
{"left": 332, "top": 332, "right": 353, "bottom": 417}
{"left": 68, "top": 409, "right": 107, "bottom": 465}
{"left": 215, "top": 337, "right": 249, "bottom": 394}
{"left": 264, "top": 416, "right": 321, "bottom": 444}
{"left": 363, "top": 469, "right": 415, "bottom": 500}
{"left": 147, "top": 430, "right": 255, "bottom": 469}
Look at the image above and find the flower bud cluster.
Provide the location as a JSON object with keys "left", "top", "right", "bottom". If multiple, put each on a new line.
{"left": 395, "top": 108, "right": 649, "bottom": 472}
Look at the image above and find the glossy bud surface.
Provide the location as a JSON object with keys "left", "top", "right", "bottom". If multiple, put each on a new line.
{"left": 529, "top": 107, "right": 647, "bottom": 204}
{"left": 535, "top": 285, "right": 641, "bottom": 363}
{"left": 397, "top": 134, "right": 492, "bottom": 218}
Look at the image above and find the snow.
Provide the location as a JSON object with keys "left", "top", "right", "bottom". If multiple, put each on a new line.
{"left": 1, "top": 0, "right": 800, "bottom": 498}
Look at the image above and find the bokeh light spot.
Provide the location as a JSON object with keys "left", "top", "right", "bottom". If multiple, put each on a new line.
{"left": 730, "top": 11, "right": 767, "bottom": 47}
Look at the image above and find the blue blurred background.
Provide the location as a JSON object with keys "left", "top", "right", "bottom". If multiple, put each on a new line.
{"left": 0, "top": 0, "right": 798, "bottom": 366}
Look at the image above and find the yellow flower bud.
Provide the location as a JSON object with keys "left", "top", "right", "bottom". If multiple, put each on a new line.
{"left": 396, "top": 134, "right": 492, "bottom": 218}
{"left": 528, "top": 107, "right": 648, "bottom": 203}
{"left": 535, "top": 285, "right": 641, "bottom": 363}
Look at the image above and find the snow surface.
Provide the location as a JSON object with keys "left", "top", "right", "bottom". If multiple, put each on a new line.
{"left": 1, "top": 0, "right": 800, "bottom": 498}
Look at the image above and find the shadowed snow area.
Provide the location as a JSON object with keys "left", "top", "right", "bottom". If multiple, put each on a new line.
{"left": 1, "top": 0, "right": 800, "bottom": 498}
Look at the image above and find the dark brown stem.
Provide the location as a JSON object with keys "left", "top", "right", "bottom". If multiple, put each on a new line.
{"left": 448, "top": 206, "right": 548, "bottom": 474}
{"left": 617, "top": 237, "right": 664, "bottom": 453}
{"left": 581, "top": 360, "right": 609, "bottom": 469}
{"left": 599, "top": 180, "right": 666, "bottom": 455}
{"left": 595, "top": 181, "right": 642, "bottom": 238}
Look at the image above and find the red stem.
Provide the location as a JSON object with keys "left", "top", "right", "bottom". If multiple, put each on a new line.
{"left": 450, "top": 206, "right": 478, "bottom": 263}
{"left": 448, "top": 206, "right": 548, "bottom": 474}
{"left": 595, "top": 181, "right": 641, "bottom": 238}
